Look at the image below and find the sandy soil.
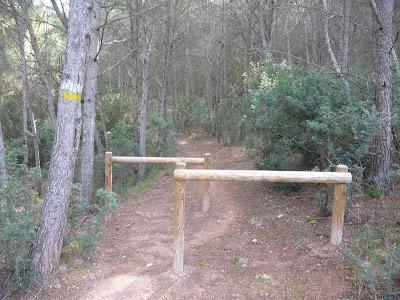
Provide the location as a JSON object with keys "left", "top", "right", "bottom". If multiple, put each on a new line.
{"left": 35, "top": 138, "right": 353, "bottom": 299}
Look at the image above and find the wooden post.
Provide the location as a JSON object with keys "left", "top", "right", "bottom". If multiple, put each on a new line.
{"left": 105, "top": 151, "right": 113, "bottom": 192}
{"left": 330, "top": 165, "right": 348, "bottom": 246}
{"left": 202, "top": 153, "right": 211, "bottom": 212}
{"left": 173, "top": 162, "right": 186, "bottom": 275}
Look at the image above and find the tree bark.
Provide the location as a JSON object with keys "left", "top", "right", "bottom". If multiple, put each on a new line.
{"left": 80, "top": 0, "right": 101, "bottom": 207}
{"left": 0, "top": 120, "right": 7, "bottom": 188}
{"left": 30, "top": 0, "right": 91, "bottom": 281}
{"left": 159, "top": 0, "right": 176, "bottom": 119}
{"left": 258, "top": 0, "right": 277, "bottom": 60}
{"left": 284, "top": 17, "right": 292, "bottom": 67}
{"left": 128, "top": 0, "right": 140, "bottom": 143}
{"left": 138, "top": 32, "right": 151, "bottom": 181}
{"left": 339, "top": 0, "right": 351, "bottom": 74}
{"left": 13, "top": 5, "right": 29, "bottom": 164}
{"left": 369, "top": 0, "right": 395, "bottom": 195}
{"left": 321, "top": 0, "right": 351, "bottom": 100}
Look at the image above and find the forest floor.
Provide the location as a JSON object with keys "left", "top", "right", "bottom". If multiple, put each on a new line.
{"left": 36, "top": 138, "right": 356, "bottom": 299}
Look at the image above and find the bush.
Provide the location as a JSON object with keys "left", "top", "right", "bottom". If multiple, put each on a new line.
{"left": 215, "top": 98, "right": 249, "bottom": 145}
{"left": 173, "top": 95, "right": 211, "bottom": 135}
{"left": 64, "top": 185, "right": 117, "bottom": 260}
{"left": 243, "top": 57, "right": 376, "bottom": 181}
{"left": 147, "top": 112, "right": 178, "bottom": 157}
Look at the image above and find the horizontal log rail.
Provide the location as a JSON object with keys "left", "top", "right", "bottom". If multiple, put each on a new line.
{"left": 172, "top": 163, "right": 351, "bottom": 274}
{"left": 174, "top": 169, "right": 351, "bottom": 184}
{"left": 104, "top": 152, "right": 211, "bottom": 212}
{"left": 112, "top": 156, "right": 205, "bottom": 164}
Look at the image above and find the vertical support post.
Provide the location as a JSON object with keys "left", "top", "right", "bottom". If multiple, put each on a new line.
{"left": 330, "top": 165, "right": 348, "bottom": 246}
{"left": 105, "top": 151, "right": 113, "bottom": 192}
{"left": 173, "top": 162, "right": 186, "bottom": 274}
{"left": 202, "top": 153, "right": 211, "bottom": 213}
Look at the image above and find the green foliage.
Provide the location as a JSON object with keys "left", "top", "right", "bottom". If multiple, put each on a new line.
{"left": 173, "top": 96, "right": 211, "bottom": 134}
{"left": 0, "top": 208, "right": 37, "bottom": 291}
{"left": 147, "top": 112, "right": 178, "bottom": 157}
{"left": 97, "top": 85, "right": 130, "bottom": 131}
{"left": 243, "top": 58, "right": 376, "bottom": 181}
{"left": 348, "top": 224, "right": 400, "bottom": 299}
{"left": 215, "top": 98, "right": 248, "bottom": 144}
{"left": 366, "top": 185, "right": 381, "bottom": 199}
{"left": 65, "top": 185, "right": 118, "bottom": 260}
{"left": 107, "top": 121, "right": 138, "bottom": 156}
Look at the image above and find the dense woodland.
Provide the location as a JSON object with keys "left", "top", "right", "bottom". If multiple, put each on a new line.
{"left": 0, "top": 0, "right": 399, "bottom": 298}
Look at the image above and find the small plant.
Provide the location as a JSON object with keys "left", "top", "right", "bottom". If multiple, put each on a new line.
{"left": 366, "top": 185, "right": 381, "bottom": 199}
{"left": 347, "top": 224, "right": 400, "bottom": 299}
{"left": 65, "top": 186, "right": 118, "bottom": 260}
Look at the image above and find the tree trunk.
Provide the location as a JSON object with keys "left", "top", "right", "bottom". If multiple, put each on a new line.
{"left": 159, "top": 0, "right": 176, "bottom": 119}
{"left": 339, "top": 0, "right": 351, "bottom": 74}
{"left": 392, "top": 49, "right": 400, "bottom": 84}
{"left": 94, "top": 127, "right": 104, "bottom": 154}
{"left": 369, "top": 0, "right": 395, "bottom": 195}
{"left": 23, "top": 0, "right": 57, "bottom": 129}
{"left": 80, "top": 0, "right": 101, "bottom": 207}
{"left": 138, "top": 33, "right": 151, "bottom": 181}
{"left": 284, "top": 17, "right": 292, "bottom": 67}
{"left": 30, "top": 112, "right": 41, "bottom": 177}
{"left": 258, "top": 0, "right": 277, "bottom": 60}
{"left": 321, "top": 0, "right": 351, "bottom": 100}
{"left": 12, "top": 1, "right": 41, "bottom": 170}
{"left": 0, "top": 120, "right": 7, "bottom": 188}
{"left": 22, "top": 1, "right": 55, "bottom": 124}
{"left": 30, "top": 0, "right": 91, "bottom": 282}
{"left": 128, "top": 0, "right": 140, "bottom": 143}
{"left": 14, "top": 7, "right": 29, "bottom": 165}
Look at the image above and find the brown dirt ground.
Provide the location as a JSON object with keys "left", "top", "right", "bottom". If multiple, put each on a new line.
{"left": 32, "top": 138, "right": 358, "bottom": 299}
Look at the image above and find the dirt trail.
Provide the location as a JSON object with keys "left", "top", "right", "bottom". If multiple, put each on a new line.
{"left": 39, "top": 139, "right": 352, "bottom": 299}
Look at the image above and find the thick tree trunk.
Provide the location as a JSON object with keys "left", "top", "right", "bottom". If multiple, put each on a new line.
{"left": 80, "top": 0, "right": 101, "bottom": 206}
{"left": 0, "top": 120, "right": 7, "bottom": 188}
{"left": 30, "top": 0, "right": 91, "bottom": 281}
{"left": 138, "top": 34, "right": 151, "bottom": 181}
{"left": 369, "top": 0, "right": 395, "bottom": 195}
{"left": 321, "top": 0, "right": 351, "bottom": 99}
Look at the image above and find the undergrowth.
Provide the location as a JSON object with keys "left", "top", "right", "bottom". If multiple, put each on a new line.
{"left": 347, "top": 204, "right": 400, "bottom": 299}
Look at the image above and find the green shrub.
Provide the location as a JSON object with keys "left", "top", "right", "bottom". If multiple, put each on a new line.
{"left": 173, "top": 95, "right": 211, "bottom": 134}
{"left": 215, "top": 98, "right": 249, "bottom": 144}
{"left": 65, "top": 185, "right": 118, "bottom": 260}
{"left": 243, "top": 57, "right": 375, "bottom": 183}
{"left": 147, "top": 112, "right": 178, "bottom": 157}
{"left": 0, "top": 208, "right": 37, "bottom": 291}
{"left": 366, "top": 185, "right": 381, "bottom": 199}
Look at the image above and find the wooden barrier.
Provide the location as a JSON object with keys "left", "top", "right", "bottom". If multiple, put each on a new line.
{"left": 172, "top": 165, "right": 351, "bottom": 274}
{"left": 104, "top": 152, "right": 212, "bottom": 212}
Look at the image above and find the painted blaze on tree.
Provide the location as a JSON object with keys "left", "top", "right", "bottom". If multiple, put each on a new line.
{"left": 29, "top": 0, "right": 92, "bottom": 282}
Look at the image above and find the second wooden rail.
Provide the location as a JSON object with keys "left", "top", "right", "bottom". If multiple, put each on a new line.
{"left": 104, "top": 152, "right": 211, "bottom": 212}
{"left": 172, "top": 163, "right": 351, "bottom": 274}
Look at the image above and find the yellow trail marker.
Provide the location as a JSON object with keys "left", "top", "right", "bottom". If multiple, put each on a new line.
{"left": 62, "top": 91, "right": 82, "bottom": 102}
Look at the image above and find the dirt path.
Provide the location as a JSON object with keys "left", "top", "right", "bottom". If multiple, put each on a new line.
{"left": 39, "top": 139, "right": 352, "bottom": 299}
